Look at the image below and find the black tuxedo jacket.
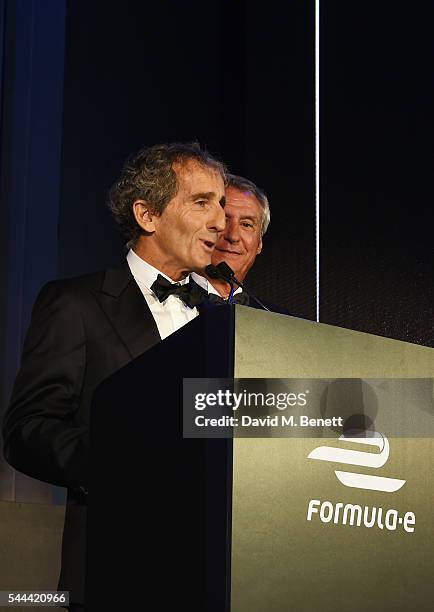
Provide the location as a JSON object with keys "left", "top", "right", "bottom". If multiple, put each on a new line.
{"left": 2, "top": 261, "right": 161, "bottom": 605}
{"left": 2, "top": 260, "right": 288, "bottom": 605}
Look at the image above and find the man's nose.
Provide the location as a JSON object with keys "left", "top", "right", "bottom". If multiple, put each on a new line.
{"left": 208, "top": 203, "right": 226, "bottom": 234}
{"left": 222, "top": 218, "right": 240, "bottom": 243}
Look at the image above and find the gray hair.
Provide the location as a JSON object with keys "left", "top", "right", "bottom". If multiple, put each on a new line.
{"left": 226, "top": 174, "right": 270, "bottom": 236}
{"left": 108, "top": 142, "right": 227, "bottom": 248}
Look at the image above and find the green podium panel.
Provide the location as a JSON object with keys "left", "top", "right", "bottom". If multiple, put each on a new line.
{"left": 231, "top": 307, "right": 434, "bottom": 611}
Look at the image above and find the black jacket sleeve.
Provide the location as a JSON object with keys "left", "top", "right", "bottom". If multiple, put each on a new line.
{"left": 2, "top": 281, "right": 89, "bottom": 489}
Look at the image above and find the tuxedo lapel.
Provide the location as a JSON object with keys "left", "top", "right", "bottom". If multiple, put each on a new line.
{"left": 94, "top": 261, "right": 161, "bottom": 360}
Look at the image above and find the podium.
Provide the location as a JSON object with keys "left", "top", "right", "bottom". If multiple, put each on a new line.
{"left": 86, "top": 306, "right": 434, "bottom": 611}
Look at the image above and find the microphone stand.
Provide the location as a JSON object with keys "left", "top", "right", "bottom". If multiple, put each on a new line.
{"left": 205, "top": 263, "right": 271, "bottom": 312}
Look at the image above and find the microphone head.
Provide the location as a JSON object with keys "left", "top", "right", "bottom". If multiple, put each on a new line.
{"left": 216, "top": 262, "right": 235, "bottom": 281}
{"left": 205, "top": 264, "right": 221, "bottom": 279}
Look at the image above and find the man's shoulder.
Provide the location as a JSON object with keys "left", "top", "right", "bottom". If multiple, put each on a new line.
{"left": 38, "top": 270, "right": 105, "bottom": 303}
{"left": 35, "top": 261, "right": 131, "bottom": 309}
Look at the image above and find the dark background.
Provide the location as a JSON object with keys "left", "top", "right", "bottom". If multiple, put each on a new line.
{"left": 320, "top": 1, "right": 433, "bottom": 346}
{"left": 58, "top": 0, "right": 316, "bottom": 320}
{"left": 0, "top": 0, "right": 433, "bottom": 504}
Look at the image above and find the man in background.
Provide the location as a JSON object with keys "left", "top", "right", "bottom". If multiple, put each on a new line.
{"left": 194, "top": 173, "right": 288, "bottom": 313}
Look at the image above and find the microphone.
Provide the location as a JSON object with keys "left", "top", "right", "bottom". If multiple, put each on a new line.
{"left": 205, "top": 264, "right": 222, "bottom": 280}
{"left": 205, "top": 264, "right": 237, "bottom": 302}
{"left": 215, "top": 262, "right": 235, "bottom": 282}
{"left": 205, "top": 263, "right": 271, "bottom": 312}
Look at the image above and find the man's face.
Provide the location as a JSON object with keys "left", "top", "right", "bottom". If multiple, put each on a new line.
{"left": 150, "top": 161, "right": 226, "bottom": 278}
{"left": 211, "top": 186, "right": 263, "bottom": 282}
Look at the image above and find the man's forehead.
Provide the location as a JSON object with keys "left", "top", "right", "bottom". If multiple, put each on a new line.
{"left": 225, "top": 188, "right": 261, "bottom": 216}
{"left": 173, "top": 162, "right": 223, "bottom": 200}
{"left": 174, "top": 160, "right": 221, "bottom": 182}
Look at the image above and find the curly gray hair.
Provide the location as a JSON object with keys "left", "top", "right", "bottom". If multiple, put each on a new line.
{"left": 108, "top": 142, "right": 227, "bottom": 247}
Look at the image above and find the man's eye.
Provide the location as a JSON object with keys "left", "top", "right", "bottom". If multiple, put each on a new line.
{"left": 196, "top": 200, "right": 207, "bottom": 207}
{"left": 241, "top": 221, "right": 254, "bottom": 229}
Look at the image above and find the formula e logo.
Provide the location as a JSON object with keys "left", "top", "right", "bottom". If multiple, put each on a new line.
{"left": 307, "top": 431, "right": 406, "bottom": 493}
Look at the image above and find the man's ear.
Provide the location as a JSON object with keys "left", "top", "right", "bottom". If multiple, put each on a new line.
{"left": 133, "top": 200, "right": 157, "bottom": 233}
{"left": 257, "top": 239, "right": 263, "bottom": 255}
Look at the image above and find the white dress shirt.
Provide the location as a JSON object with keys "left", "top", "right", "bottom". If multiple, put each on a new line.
{"left": 127, "top": 249, "right": 199, "bottom": 340}
{"left": 191, "top": 272, "right": 242, "bottom": 300}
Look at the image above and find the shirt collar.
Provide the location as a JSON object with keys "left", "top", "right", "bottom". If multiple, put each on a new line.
{"left": 127, "top": 249, "right": 189, "bottom": 290}
{"left": 191, "top": 272, "right": 242, "bottom": 297}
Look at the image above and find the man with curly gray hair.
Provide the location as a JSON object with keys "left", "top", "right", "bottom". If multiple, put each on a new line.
{"left": 108, "top": 142, "right": 227, "bottom": 251}
{"left": 3, "top": 142, "right": 226, "bottom": 611}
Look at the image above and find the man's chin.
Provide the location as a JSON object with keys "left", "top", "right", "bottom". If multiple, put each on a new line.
{"left": 211, "top": 252, "right": 226, "bottom": 266}
{"left": 190, "top": 256, "right": 212, "bottom": 275}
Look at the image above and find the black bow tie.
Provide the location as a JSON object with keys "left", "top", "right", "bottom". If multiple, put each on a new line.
{"left": 207, "top": 291, "right": 250, "bottom": 306}
{"left": 150, "top": 275, "right": 207, "bottom": 308}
